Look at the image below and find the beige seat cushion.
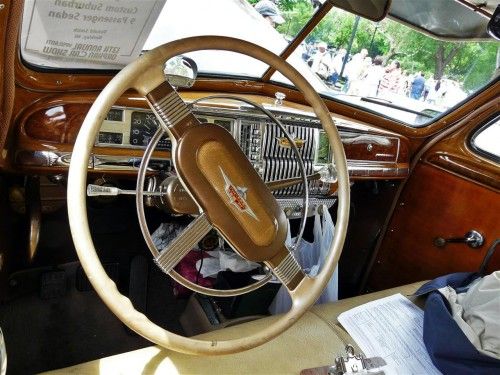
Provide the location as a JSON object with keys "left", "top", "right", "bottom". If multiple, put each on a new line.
{"left": 42, "top": 281, "right": 426, "bottom": 375}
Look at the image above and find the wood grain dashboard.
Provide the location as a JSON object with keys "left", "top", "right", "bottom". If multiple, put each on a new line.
{"left": 13, "top": 92, "right": 410, "bottom": 181}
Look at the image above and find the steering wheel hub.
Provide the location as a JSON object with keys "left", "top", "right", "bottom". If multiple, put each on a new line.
{"left": 175, "top": 121, "right": 287, "bottom": 257}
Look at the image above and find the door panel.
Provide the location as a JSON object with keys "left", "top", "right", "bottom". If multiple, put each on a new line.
{"left": 366, "top": 114, "right": 500, "bottom": 291}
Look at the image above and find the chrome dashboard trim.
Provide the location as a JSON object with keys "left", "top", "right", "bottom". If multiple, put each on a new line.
{"left": 15, "top": 150, "right": 407, "bottom": 178}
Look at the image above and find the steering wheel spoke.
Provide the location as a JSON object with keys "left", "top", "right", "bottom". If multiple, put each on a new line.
{"left": 145, "top": 81, "right": 199, "bottom": 139}
{"left": 266, "top": 245, "right": 305, "bottom": 292}
{"left": 155, "top": 213, "right": 212, "bottom": 273}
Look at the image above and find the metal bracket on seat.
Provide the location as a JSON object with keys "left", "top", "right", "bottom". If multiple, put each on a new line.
{"left": 300, "top": 345, "right": 386, "bottom": 375}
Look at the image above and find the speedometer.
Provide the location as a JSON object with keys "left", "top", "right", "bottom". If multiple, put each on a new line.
{"left": 130, "top": 111, "right": 171, "bottom": 150}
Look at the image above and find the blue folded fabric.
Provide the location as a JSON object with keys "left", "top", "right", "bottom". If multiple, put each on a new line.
{"left": 415, "top": 273, "right": 500, "bottom": 375}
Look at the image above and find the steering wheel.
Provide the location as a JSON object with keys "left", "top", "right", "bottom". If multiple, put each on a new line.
{"left": 67, "top": 36, "right": 350, "bottom": 355}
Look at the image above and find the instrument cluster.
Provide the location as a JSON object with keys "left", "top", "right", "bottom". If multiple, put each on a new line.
{"left": 95, "top": 107, "right": 234, "bottom": 152}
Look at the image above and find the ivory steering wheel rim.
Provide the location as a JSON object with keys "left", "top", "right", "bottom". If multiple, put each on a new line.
{"left": 67, "top": 36, "right": 350, "bottom": 355}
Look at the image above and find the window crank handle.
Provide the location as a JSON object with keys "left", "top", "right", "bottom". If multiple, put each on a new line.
{"left": 433, "top": 230, "right": 484, "bottom": 249}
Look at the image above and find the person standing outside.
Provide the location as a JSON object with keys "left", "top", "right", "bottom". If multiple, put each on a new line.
{"left": 254, "top": 0, "right": 285, "bottom": 28}
{"left": 379, "top": 60, "right": 402, "bottom": 95}
{"left": 400, "top": 71, "right": 411, "bottom": 97}
{"left": 328, "top": 48, "right": 346, "bottom": 85}
{"left": 362, "top": 55, "right": 385, "bottom": 97}
{"left": 410, "top": 72, "right": 426, "bottom": 100}
{"left": 427, "top": 79, "right": 443, "bottom": 104}
{"left": 348, "top": 56, "right": 372, "bottom": 95}
{"left": 343, "top": 48, "right": 368, "bottom": 92}
{"left": 311, "top": 42, "right": 332, "bottom": 80}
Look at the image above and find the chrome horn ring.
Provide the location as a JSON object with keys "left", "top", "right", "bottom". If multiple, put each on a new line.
{"left": 136, "top": 127, "right": 272, "bottom": 297}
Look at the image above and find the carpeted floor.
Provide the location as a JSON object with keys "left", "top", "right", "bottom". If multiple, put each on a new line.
{"left": 0, "top": 261, "right": 187, "bottom": 374}
{"left": 0, "top": 193, "right": 194, "bottom": 373}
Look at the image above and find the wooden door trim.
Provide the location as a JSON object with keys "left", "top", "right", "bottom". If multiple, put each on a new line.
{"left": 359, "top": 96, "right": 499, "bottom": 292}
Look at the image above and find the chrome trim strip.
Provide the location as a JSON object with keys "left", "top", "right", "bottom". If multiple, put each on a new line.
{"left": 0, "top": 328, "right": 6, "bottom": 375}
{"left": 15, "top": 151, "right": 408, "bottom": 178}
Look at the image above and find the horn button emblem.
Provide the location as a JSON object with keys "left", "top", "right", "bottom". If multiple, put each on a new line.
{"left": 220, "top": 166, "right": 259, "bottom": 221}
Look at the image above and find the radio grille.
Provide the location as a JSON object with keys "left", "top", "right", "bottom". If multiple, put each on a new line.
{"left": 239, "top": 121, "right": 256, "bottom": 158}
{"left": 261, "top": 122, "right": 326, "bottom": 197}
{"left": 262, "top": 122, "right": 316, "bottom": 161}
{"left": 237, "top": 118, "right": 331, "bottom": 197}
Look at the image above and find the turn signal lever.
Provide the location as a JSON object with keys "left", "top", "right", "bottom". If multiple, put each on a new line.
{"left": 88, "top": 172, "right": 323, "bottom": 198}
{"left": 87, "top": 171, "right": 334, "bottom": 216}
{"left": 433, "top": 230, "right": 485, "bottom": 249}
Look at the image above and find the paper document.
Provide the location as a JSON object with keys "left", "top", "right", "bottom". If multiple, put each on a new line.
{"left": 338, "top": 293, "right": 441, "bottom": 375}
{"left": 21, "top": 0, "right": 166, "bottom": 69}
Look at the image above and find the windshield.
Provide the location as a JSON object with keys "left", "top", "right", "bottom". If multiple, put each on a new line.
{"left": 143, "top": 0, "right": 318, "bottom": 81}
{"left": 21, "top": 0, "right": 499, "bottom": 126}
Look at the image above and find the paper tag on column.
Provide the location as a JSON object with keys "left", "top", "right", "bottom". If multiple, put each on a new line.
{"left": 21, "top": 0, "right": 166, "bottom": 69}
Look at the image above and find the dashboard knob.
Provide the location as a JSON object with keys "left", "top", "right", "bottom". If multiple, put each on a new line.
{"left": 275, "top": 92, "right": 286, "bottom": 106}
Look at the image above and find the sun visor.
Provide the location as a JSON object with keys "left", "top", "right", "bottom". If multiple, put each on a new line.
{"left": 388, "top": 0, "right": 496, "bottom": 40}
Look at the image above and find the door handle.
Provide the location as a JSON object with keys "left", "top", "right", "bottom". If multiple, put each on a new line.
{"left": 433, "top": 230, "right": 485, "bottom": 248}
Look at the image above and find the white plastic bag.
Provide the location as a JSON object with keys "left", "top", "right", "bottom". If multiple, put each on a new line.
{"left": 316, "top": 205, "right": 339, "bottom": 304}
{"left": 196, "top": 250, "right": 260, "bottom": 278}
{"left": 269, "top": 205, "right": 339, "bottom": 314}
{"left": 151, "top": 222, "right": 185, "bottom": 249}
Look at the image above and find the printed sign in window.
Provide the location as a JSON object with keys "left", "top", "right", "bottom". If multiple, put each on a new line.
{"left": 21, "top": 0, "right": 166, "bottom": 69}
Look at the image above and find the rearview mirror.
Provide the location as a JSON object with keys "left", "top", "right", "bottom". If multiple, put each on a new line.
{"left": 487, "top": 5, "right": 500, "bottom": 40}
{"left": 329, "top": 0, "right": 391, "bottom": 22}
{"left": 163, "top": 55, "right": 198, "bottom": 88}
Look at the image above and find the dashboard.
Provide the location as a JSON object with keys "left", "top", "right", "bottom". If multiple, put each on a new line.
{"left": 14, "top": 92, "right": 410, "bottom": 212}
{"left": 93, "top": 103, "right": 408, "bottom": 184}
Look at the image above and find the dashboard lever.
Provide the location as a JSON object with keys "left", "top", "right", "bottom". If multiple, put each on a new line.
{"left": 433, "top": 230, "right": 485, "bottom": 249}
{"left": 87, "top": 184, "right": 163, "bottom": 197}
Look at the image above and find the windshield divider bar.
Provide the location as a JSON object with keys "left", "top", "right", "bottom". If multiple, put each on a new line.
{"left": 261, "top": 1, "right": 334, "bottom": 82}
{"left": 454, "top": 0, "right": 492, "bottom": 19}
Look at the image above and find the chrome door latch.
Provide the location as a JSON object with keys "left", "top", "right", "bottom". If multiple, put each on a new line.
{"left": 433, "top": 230, "right": 485, "bottom": 249}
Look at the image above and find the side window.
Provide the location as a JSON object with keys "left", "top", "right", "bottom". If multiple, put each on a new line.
{"left": 470, "top": 116, "right": 500, "bottom": 162}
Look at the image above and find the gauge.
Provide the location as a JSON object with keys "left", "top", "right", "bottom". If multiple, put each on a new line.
{"left": 105, "top": 108, "right": 124, "bottom": 122}
{"left": 130, "top": 111, "right": 171, "bottom": 150}
{"left": 98, "top": 131, "right": 123, "bottom": 145}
